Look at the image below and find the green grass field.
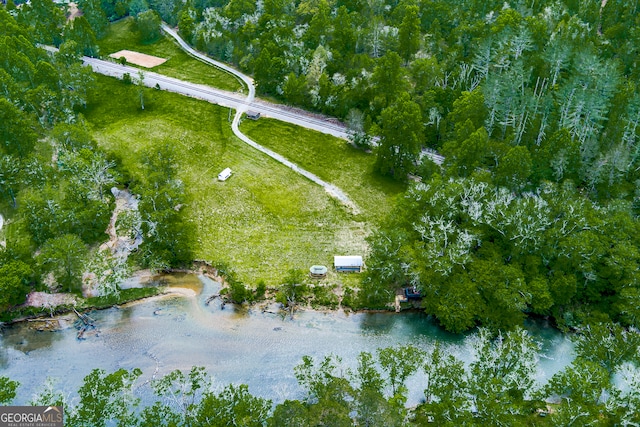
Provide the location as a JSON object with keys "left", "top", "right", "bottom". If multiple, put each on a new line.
{"left": 84, "top": 76, "right": 397, "bottom": 285}
{"left": 98, "top": 18, "right": 243, "bottom": 93}
{"left": 240, "top": 118, "right": 405, "bottom": 222}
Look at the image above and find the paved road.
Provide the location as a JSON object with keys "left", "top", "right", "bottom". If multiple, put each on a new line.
{"left": 81, "top": 46, "right": 359, "bottom": 212}
{"left": 48, "top": 42, "right": 442, "bottom": 167}
{"left": 129, "top": 32, "right": 443, "bottom": 167}
{"left": 81, "top": 56, "right": 349, "bottom": 139}
{"left": 160, "top": 24, "right": 255, "bottom": 104}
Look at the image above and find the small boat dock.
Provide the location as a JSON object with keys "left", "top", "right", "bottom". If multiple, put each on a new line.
{"left": 395, "top": 287, "right": 422, "bottom": 312}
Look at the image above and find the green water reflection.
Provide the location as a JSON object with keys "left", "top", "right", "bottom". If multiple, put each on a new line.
{"left": 0, "top": 274, "right": 574, "bottom": 405}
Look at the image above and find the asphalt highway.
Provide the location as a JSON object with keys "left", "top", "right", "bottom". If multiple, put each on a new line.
{"left": 81, "top": 56, "right": 350, "bottom": 139}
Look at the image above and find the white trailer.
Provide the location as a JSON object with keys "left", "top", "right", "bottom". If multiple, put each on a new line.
{"left": 218, "top": 168, "right": 232, "bottom": 181}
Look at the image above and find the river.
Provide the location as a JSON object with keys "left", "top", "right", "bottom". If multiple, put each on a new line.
{"left": 0, "top": 274, "right": 574, "bottom": 405}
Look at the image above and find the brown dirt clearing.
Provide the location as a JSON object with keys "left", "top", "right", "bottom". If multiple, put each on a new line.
{"left": 109, "top": 50, "right": 167, "bottom": 68}
{"left": 25, "top": 292, "right": 78, "bottom": 308}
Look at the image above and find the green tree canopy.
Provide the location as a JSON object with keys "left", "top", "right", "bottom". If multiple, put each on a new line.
{"left": 38, "top": 234, "right": 87, "bottom": 293}
{"left": 0, "top": 260, "right": 32, "bottom": 312}
{"left": 375, "top": 92, "right": 423, "bottom": 180}
{"left": 365, "top": 176, "right": 640, "bottom": 332}
{"left": 136, "top": 9, "right": 161, "bottom": 43}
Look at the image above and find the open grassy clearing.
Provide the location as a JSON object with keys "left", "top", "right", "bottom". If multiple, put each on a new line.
{"left": 98, "top": 18, "right": 243, "bottom": 93}
{"left": 84, "top": 76, "right": 378, "bottom": 285}
{"left": 240, "top": 118, "right": 405, "bottom": 222}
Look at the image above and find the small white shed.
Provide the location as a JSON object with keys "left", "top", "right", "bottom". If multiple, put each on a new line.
{"left": 218, "top": 168, "right": 232, "bottom": 181}
{"left": 334, "top": 256, "right": 363, "bottom": 273}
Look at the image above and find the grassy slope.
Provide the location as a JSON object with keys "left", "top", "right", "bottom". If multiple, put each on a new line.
{"left": 84, "top": 76, "right": 391, "bottom": 285}
{"left": 98, "top": 18, "right": 243, "bottom": 93}
{"left": 240, "top": 118, "right": 405, "bottom": 222}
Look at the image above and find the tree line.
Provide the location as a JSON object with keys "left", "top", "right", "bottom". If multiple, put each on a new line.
{"left": 0, "top": 8, "right": 192, "bottom": 317}
{"left": 363, "top": 176, "right": 640, "bottom": 332}
{"left": 2, "top": 324, "right": 640, "bottom": 426}
{"left": 351, "top": 2, "right": 640, "bottom": 331}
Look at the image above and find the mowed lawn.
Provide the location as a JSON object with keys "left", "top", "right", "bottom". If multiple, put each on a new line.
{"left": 84, "top": 76, "right": 389, "bottom": 285}
{"left": 98, "top": 18, "right": 243, "bottom": 93}
{"left": 240, "top": 119, "right": 405, "bottom": 222}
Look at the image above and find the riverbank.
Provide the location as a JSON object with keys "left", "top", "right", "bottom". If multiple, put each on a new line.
{"left": 0, "top": 276, "right": 578, "bottom": 412}
{"left": 2, "top": 286, "right": 161, "bottom": 326}
{"left": 2, "top": 263, "right": 405, "bottom": 329}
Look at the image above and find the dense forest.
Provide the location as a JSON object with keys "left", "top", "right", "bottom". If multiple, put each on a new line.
{"left": 2, "top": 324, "right": 640, "bottom": 425}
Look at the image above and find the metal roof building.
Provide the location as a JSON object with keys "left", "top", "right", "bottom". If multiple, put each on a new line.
{"left": 334, "top": 256, "right": 363, "bottom": 273}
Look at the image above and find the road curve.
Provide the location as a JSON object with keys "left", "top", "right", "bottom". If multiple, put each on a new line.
{"left": 160, "top": 25, "right": 349, "bottom": 138}
{"left": 161, "top": 23, "right": 255, "bottom": 104}
{"left": 158, "top": 25, "right": 359, "bottom": 212}
{"left": 78, "top": 42, "right": 360, "bottom": 212}
{"left": 230, "top": 111, "right": 360, "bottom": 213}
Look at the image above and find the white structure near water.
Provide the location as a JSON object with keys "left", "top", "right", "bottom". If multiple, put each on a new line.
{"left": 218, "top": 168, "right": 232, "bottom": 181}
{"left": 334, "top": 255, "right": 363, "bottom": 273}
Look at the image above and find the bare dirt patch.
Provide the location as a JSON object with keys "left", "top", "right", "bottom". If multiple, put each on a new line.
{"left": 25, "top": 292, "right": 78, "bottom": 308}
{"left": 109, "top": 50, "right": 167, "bottom": 68}
{"left": 100, "top": 187, "right": 142, "bottom": 261}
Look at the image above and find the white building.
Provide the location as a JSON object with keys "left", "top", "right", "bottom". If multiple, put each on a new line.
{"left": 334, "top": 255, "right": 363, "bottom": 273}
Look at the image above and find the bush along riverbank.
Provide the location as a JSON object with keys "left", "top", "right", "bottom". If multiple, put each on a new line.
{"left": 203, "top": 260, "right": 417, "bottom": 317}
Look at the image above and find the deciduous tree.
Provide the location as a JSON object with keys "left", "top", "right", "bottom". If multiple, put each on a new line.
{"left": 0, "top": 260, "right": 32, "bottom": 312}
{"left": 397, "top": 5, "right": 420, "bottom": 62}
{"left": 375, "top": 92, "right": 423, "bottom": 179}
{"left": 38, "top": 234, "right": 87, "bottom": 293}
{"left": 0, "top": 377, "right": 19, "bottom": 405}
{"left": 137, "top": 10, "right": 162, "bottom": 43}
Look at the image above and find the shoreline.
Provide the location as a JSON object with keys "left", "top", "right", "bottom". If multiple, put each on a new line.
{"left": 5, "top": 262, "right": 561, "bottom": 334}
{"left": 3, "top": 268, "right": 565, "bottom": 340}
{"left": 4, "top": 268, "right": 407, "bottom": 329}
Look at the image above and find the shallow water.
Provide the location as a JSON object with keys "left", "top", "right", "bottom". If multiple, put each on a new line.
{"left": 0, "top": 274, "right": 574, "bottom": 405}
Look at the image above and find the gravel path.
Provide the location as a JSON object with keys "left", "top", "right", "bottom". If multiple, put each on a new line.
{"left": 230, "top": 112, "right": 360, "bottom": 213}
{"left": 161, "top": 24, "right": 360, "bottom": 214}
{"left": 161, "top": 24, "right": 255, "bottom": 103}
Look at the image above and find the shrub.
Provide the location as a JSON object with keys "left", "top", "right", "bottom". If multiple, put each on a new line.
{"left": 229, "top": 282, "right": 249, "bottom": 304}
{"left": 255, "top": 280, "right": 267, "bottom": 300}
{"left": 341, "top": 286, "right": 358, "bottom": 310}
{"left": 311, "top": 284, "right": 339, "bottom": 309}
